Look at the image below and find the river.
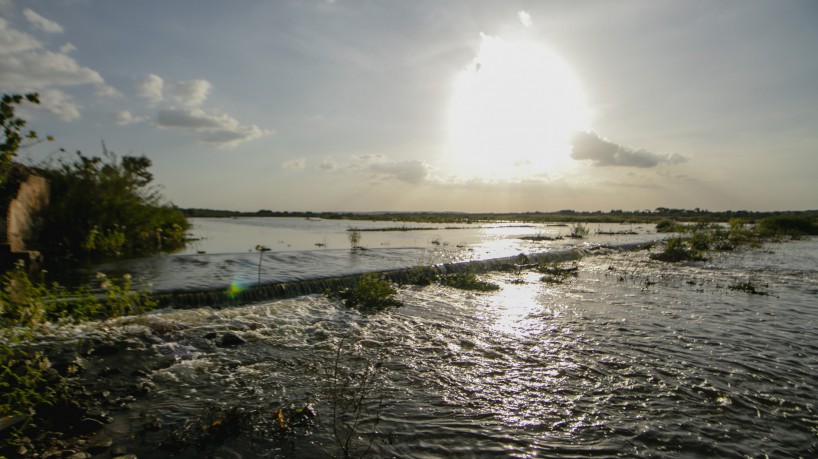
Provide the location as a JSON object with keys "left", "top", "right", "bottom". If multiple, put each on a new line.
{"left": 29, "top": 219, "right": 818, "bottom": 457}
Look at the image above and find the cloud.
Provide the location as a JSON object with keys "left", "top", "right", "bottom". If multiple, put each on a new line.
{"left": 38, "top": 88, "right": 80, "bottom": 121}
{"left": 518, "top": 11, "right": 532, "bottom": 28}
{"left": 23, "top": 9, "right": 63, "bottom": 34}
{"left": 137, "top": 74, "right": 165, "bottom": 104}
{"left": 281, "top": 158, "right": 306, "bottom": 170}
{"left": 571, "top": 131, "right": 688, "bottom": 168}
{"left": 167, "top": 79, "right": 212, "bottom": 107}
{"left": 369, "top": 159, "right": 429, "bottom": 183}
{"left": 59, "top": 42, "right": 76, "bottom": 53}
{"left": 155, "top": 108, "right": 270, "bottom": 148}
{"left": 318, "top": 157, "right": 338, "bottom": 170}
{"left": 113, "top": 110, "right": 148, "bottom": 125}
{"left": 0, "top": 15, "right": 112, "bottom": 119}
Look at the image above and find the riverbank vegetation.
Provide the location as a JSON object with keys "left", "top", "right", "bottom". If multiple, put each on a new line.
{"left": 0, "top": 263, "right": 156, "bottom": 456}
{"left": 1, "top": 93, "right": 190, "bottom": 264}
{"left": 33, "top": 150, "right": 190, "bottom": 261}
{"left": 181, "top": 207, "right": 818, "bottom": 226}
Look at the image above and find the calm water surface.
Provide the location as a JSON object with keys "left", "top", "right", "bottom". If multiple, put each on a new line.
{"left": 42, "top": 221, "right": 817, "bottom": 457}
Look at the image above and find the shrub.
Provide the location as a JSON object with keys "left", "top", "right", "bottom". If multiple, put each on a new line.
{"left": 755, "top": 214, "right": 818, "bottom": 238}
{"left": 34, "top": 149, "right": 190, "bottom": 260}
{"left": 438, "top": 271, "right": 500, "bottom": 291}
{"left": 330, "top": 274, "right": 402, "bottom": 311}
{"left": 655, "top": 219, "right": 681, "bottom": 233}
{"left": 347, "top": 227, "right": 362, "bottom": 251}
{"left": 1, "top": 93, "right": 44, "bottom": 187}
{"left": 568, "top": 223, "right": 590, "bottom": 239}
{"left": 649, "top": 237, "right": 706, "bottom": 262}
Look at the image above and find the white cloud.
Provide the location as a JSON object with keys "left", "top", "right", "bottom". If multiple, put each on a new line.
{"left": 38, "top": 88, "right": 80, "bottom": 121}
{"left": 155, "top": 108, "right": 270, "bottom": 148}
{"left": 0, "top": 17, "right": 41, "bottom": 53}
{"left": 571, "top": 131, "right": 689, "bottom": 168}
{"left": 113, "top": 110, "right": 148, "bottom": 125}
{"left": 23, "top": 9, "right": 63, "bottom": 34}
{"left": 518, "top": 11, "right": 532, "bottom": 28}
{"left": 0, "top": 15, "right": 113, "bottom": 120}
{"left": 167, "top": 79, "right": 212, "bottom": 107}
{"left": 282, "top": 157, "right": 306, "bottom": 170}
{"left": 137, "top": 74, "right": 165, "bottom": 104}
{"left": 369, "top": 159, "right": 429, "bottom": 183}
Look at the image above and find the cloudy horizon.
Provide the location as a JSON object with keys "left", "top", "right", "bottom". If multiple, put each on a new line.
{"left": 2, "top": 0, "right": 816, "bottom": 212}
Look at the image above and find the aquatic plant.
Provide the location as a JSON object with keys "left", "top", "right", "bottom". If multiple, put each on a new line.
{"left": 438, "top": 271, "right": 500, "bottom": 292}
{"left": 255, "top": 244, "right": 270, "bottom": 285}
{"left": 536, "top": 262, "right": 579, "bottom": 284}
{"left": 347, "top": 227, "right": 363, "bottom": 251}
{"left": 755, "top": 214, "right": 818, "bottom": 239}
{"left": 649, "top": 237, "right": 706, "bottom": 262}
{"left": 324, "top": 340, "right": 384, "bottom": 459}
{"left": 567, "top": 223, "right": 590, "bottom": 239}
{"left": 404, "top": 266, "right": 439, "bottom": 286}
{"left": 330, "top": 274, "right": 402, "bottom": 311}
{"left": 728, "top": 280, "right": 769, "bottom": 295}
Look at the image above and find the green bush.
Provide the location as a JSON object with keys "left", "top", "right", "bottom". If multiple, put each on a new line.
{"left": 650, "top": 237, "right": 706, "bottom": 262}
{"left": 755, "top": 214, "right": 818, "bottom": 238}
{"left": 1, "top": 264, "right": 155, "bottom": 447}
{"left": 439, "top": 271, "right": 500, "bottom": 292}
{"left": 35, "top": 150, "right": 190, "bottom": 260}
{"left": 330, "top": 274, "right": 402, "bottom": 311}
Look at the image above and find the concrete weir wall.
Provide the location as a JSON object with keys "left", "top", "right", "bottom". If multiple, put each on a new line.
{"left": 1, "top": 174, "right": 49, "bottom": 270}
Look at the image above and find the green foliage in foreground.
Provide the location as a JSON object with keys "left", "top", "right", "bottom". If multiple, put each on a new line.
{"left": 329, "top": 273, "right": 402, "bottom": 311}
{"left": 34, "top": 150, "right": 190, "bottom": 260}
{"left": 438, "top": 271, "right": 500, "bottom": 292}
{"left": 1, "top": 93, "right": 42, "bottom": 187}
{"left": 1, "top": 263, "right": 155, "bottom": 431}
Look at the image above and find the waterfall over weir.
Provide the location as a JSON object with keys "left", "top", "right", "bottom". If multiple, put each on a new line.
{"left": 153, "top": 243, "right": 652, "bottom": 309}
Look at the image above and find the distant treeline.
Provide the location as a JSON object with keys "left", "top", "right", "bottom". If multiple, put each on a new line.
{"left": 180, "top": 207, "right": 818, "bottom": 225}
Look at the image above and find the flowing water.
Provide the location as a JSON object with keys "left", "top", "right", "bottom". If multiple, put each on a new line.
{"left": 30, "top": 220, "right": 818, "bottom": 457}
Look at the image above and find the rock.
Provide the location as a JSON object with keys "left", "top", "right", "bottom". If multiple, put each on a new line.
{"left": 99, "top": 366, "right": 122, "bottom": 377}
{"left": 113, "top": 455, "right": 138, "bottom": 459}
{"left": 66, "top": 452, "right": 90, "bottom": 459}
{"left": 89, "top": 343, "right": 120, "bottom": 357}
{"left": 218, "top": 332, "right": 246, "bottom": 347}
{"left": 203, "top": 331, "right": 219, "bottom": 340}
{"left": 86, "top": 438, "right": 113, "bottom": 454}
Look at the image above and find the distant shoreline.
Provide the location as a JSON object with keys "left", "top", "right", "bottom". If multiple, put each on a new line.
{"left": 181, "top": 207, "right": 818, "bottom": 225}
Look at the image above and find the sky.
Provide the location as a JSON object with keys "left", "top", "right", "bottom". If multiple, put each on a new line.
{"left": 2, "top": 0, "right": 817, "bottom": 212}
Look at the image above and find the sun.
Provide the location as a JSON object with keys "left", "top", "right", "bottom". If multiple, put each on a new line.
{"left": 447, "top": 34, "right": 590, "bottom": 181}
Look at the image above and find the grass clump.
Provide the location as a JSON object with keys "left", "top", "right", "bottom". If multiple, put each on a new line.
{"left": 536, "top": 262, "right": 578, "bottom": 284}
{"left": 404, "top": 266, "right": 439, "bottom": 286}
{"left": 728, "top": 281, "right": 769, "bottom": 295}
{"left": 330, "top": 274, "right": 402, "bottom": 311}
{"left": 755, "top": 214, "right": 818, "bottom": 239}
{"left": 650, "top": 237, "right": 706, "bottom": 262}
{"left": 438, "top": 271, "right": 500, "bottom": 292}
{"left": 567, "top": 223, "right": 590, "bottom": 239}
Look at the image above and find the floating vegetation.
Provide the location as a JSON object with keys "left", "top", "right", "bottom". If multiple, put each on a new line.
{"left": 567, "top": 223, "right": 590, "bottom": 239}
{"left": 728, "top": 281, "right": 769, "bottom": 295}
{"left": 650, "top": 237, "right": 706, "bottom": 262}
{"left": 438, "top": 272, "right": 500, "bottom": 292}
{"left": 536, "top": 262, "right": 579, "bottom": 283}
{"left": 328, "top": 273, "right": 402, "bottom": 311}
{"left": 519, "top": 232, "right": 563, "bottom": 241}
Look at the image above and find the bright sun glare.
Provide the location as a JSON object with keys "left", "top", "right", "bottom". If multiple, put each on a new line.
{"left": 448, "top": 34, "right": 590, "bottom": 181}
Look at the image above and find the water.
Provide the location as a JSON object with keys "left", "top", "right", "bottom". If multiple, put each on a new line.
{"left": 84, "top": 218, "right": 654, "bottom": 292}
{"left": 30, "top": 221, "right": 818, "bottom": 457}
